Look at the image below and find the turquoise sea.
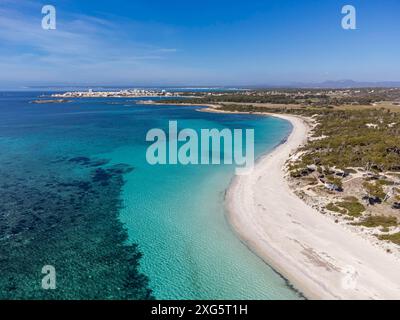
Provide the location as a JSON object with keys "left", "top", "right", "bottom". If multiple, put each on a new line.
{"left": 0, "top": 91, "right": 302, "bottom": 299}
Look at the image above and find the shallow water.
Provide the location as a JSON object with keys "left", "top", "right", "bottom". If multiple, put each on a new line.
{"left": 0, "top": 92, "right": 302, "bottom": 299}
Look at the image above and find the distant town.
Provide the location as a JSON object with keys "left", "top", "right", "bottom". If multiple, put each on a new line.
{"left": 51, "top": 89, "right": 180, "bottom": 98}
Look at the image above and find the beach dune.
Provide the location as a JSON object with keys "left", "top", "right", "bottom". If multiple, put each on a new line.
{"left": 226, "top": 114, "right": 400, "bottom": 299}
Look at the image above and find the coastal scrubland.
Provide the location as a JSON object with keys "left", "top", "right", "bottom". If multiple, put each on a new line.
{"left": 159, "top": 88, "right": 400, "bottom": 250}
{"left": 164, "top": 87, "right": 400, "bottom": 109}
{"left": 222, "top": 104, "right": 400, "bottom": 248}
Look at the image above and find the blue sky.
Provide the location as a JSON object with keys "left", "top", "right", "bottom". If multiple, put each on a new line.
{"left": 0, "top": 0, "right": 399, "bottom": 87}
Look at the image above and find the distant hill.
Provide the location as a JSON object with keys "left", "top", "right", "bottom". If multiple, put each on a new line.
{"left": 23, "top": 80, "right": 400, "bottom": 91}
{"left": 286, "top": 80, "right": 400, "bottom": 89}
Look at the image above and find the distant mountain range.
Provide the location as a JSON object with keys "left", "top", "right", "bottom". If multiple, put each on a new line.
{"left": 21, "top": 80, "right": 400, "bottom": 91}
{"left": 277, "top": 80, "right": 400, "bottom": 89}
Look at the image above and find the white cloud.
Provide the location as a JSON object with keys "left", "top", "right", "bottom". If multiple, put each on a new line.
{"left": 0, "top": 3, "right": 181, "bottom": 84}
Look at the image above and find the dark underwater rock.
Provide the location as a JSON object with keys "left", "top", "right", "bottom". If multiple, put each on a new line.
{"left": 69, "top": 156, "right": 109, "bottom": 168}
{"left": 0, "top": 155, "right": 152, "bottom": 300}
{"left": 68, "top": 156, "right": 91, "bottom": 165}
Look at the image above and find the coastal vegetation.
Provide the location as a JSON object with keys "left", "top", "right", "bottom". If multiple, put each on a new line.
{"left": 379, "top": 232, "right": 400, "bottom": 245}
{"left": 164, "top": 91, "right": 400, "bottom": 248}
{"left": 160, "top": 87, "right": 400, "bottom": 108}
{"left": 326, "top": 198, "right": 365, "bottom": 217}
{"left": 363, "top": 181, "right": 386, "bottom": 199}
{"left": 215, "top": 105, "right": 400, "bottom": 176}
{"left": 355, "top": 215, "right": 397, "bottom": 228}
{"left": 220, "top": 104, "right": 400, "bottom": 245}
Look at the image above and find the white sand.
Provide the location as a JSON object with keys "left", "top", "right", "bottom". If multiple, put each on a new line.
{"left": 226, "top": 114, "right": 400, "bottom": 300}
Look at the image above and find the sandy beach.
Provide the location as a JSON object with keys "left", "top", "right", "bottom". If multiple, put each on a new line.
{"left": 226, "top": 114, "right": 400, "bottom": 299}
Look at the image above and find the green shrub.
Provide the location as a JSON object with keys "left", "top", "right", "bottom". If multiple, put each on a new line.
{"left": 363, "top": 181, "right": 386, "bottom": 199}
{"left": 326, "top": 199, "right": 365, "bottom": 217}
{"left": 354, "top": 215, "right": 397, "bottom": 228}
{"left": 337, "top": 200, "right": 365, "bottom": 217}
{"left": 326, "top": 203, "right": 346, "bottom": 214}
{"left": 328, "top": 176, "right": 343, "bottom": 188}
{"left": 290, "top": 170, "right": 302, "bottom": 178}
{"left": 378, "top": 232, "right": 400, "bottom": 245}
{"left": 377, "top": 179, "right": 394, "bottom": 186}
{"left": 343, "top": 196, "right": 358, "bottom": 202}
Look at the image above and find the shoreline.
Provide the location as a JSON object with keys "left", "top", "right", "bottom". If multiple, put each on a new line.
{"left": 142, "top": 101, "right": 400, "bottom": 299}
{"left": 225, "top": 113, "right": 400, "bottom": 299}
